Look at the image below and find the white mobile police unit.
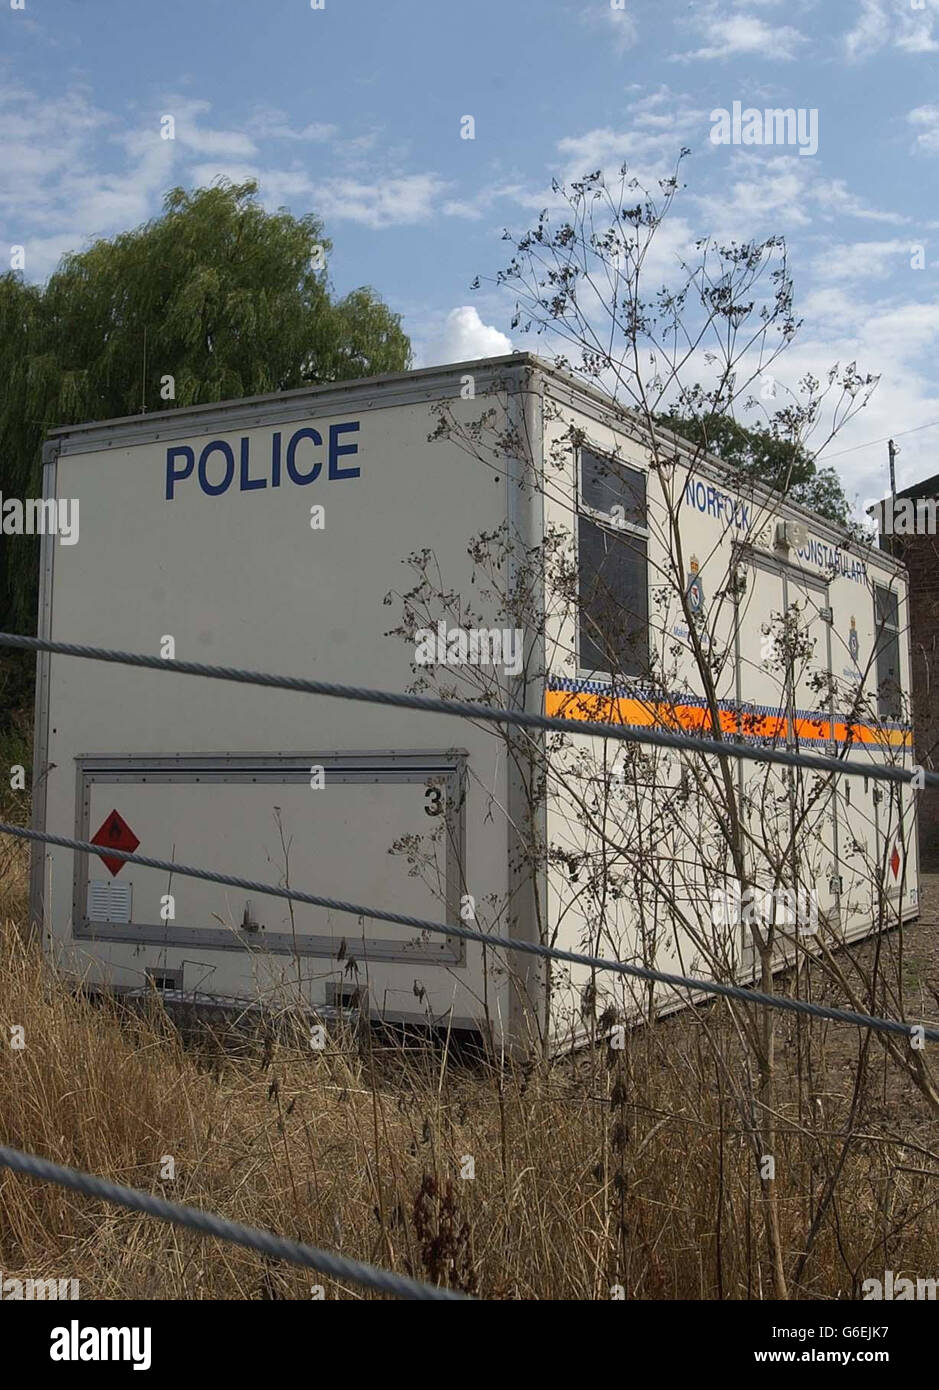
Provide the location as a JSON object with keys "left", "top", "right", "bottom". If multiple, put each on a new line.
{"left": 31, "top": 355, "right": 918, "bottom": 1049}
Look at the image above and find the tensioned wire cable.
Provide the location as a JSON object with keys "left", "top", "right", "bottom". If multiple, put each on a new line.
{"left": 0, "top": 1145, "right": 468, "bottom": 1301}
{"left": 3, "top": 631, "right": 928, "bottom": 1302}
{"left": 3, "top": 821, "right": 935, "bottom": 1044}
{"left": 0, "top": 632, "right": 930, "bottom": 789}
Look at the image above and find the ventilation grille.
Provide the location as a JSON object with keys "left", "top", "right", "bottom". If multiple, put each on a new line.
{"left": 87, "top": 879, "right": 132, "bottom": 924}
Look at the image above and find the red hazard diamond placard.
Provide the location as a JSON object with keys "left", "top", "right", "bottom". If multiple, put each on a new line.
{"left": 91, "top": 809, "right": 140, "bottom": 877}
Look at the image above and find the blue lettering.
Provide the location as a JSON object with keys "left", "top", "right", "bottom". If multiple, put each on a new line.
{"left": 164, "top": 423, "right": 362, "bottom": 501}
{"left": 198, "top": 441, "right": 235, "bottom": 496}
{"left": 329, "top": 421, "right": 360, "bottom": 479}
{"left": 683, "top": 477, "right": 751, "bottom": 528}
{"left": 239, "top": 437, "right": 266, "bottom": 492}
{"left": 166, "top": 446, "right": 195, "bottom": 500}
{"left": 271, "top": 431, "right": 282, "bottom": 488}
{"left": 286, "top": 428, "right": 323, "bottom": 485}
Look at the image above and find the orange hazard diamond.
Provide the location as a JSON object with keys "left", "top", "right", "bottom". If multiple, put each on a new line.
{"left": 889, "top": 841, "right": 902, "bottom": 881}
{"left": 91, "top": 809, "right": 140, "bottom": 877}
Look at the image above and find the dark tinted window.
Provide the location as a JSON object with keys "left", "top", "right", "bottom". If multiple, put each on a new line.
{"left": 581, "top": 448, "right": 647, "bottom": 526}
{"left": 578, "top": 516, "right": 649, "bottom": 677}
{"left": 874, "top": 584, "right": 902, "bottom": 720}
{"left": 875, "top": 586, "right": 899, "bottom": 629}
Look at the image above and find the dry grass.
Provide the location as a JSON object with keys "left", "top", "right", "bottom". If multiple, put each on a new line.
{"left": 1, "top": 846, "right": 938, "bottom": 1300}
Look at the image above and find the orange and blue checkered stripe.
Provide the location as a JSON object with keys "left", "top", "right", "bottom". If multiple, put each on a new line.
{"left": 545, "top": 677, "right": 912, "bottom": 750}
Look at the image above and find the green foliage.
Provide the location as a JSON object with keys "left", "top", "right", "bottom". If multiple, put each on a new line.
{"left": 657, "top": 412, "right": 851, "bottom": 527}
{"left": 0, "top": 704, "right": 31, "bottom": 821}
{"left": 0, "top": 180, "right": 411, "bottom": 637}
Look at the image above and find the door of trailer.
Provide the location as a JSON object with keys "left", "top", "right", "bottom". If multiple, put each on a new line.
{"left": 734, "top": 546, "right": 834, "bottom": 970}
{"left": 70, "top": 751, "right": 467, "bottom": 971}
{"left": 782, "top": 560, "right": 839, "bottom": 945}
{"left": 870, "top": 578, "right": 918, "bottom": 921}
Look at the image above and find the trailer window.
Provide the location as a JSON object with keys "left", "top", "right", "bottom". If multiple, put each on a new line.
{"left": 873, "top": 584, "right": 901, "bottom": 721}
{"left": 578, "top": 448, "right": 649, "bottom": 678}
{"left": 581, "top": 448, "right": 647, "bottom": 526}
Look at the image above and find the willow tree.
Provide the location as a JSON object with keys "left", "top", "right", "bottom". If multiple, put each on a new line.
{"left": 0, "top": 179, "right": 411, "bottom": 638}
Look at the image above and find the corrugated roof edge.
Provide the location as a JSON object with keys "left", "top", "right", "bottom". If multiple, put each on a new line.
{"left": 45, "top": 351, "right": 903, "bottom": 577}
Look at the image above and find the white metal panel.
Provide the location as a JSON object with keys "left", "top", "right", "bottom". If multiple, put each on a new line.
{"left": 539, "top": 390, "right": 918, "bottom": 1046}
{"left": 38, "top": 387, "right": 518, "bottom": 1032}
{"left": 35, "top": 358, "right": 919, "bottom": 1048}
{"left": 74, "top": 755, "right": 464, "bottom": 961}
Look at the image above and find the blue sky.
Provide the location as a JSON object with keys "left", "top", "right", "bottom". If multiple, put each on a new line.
{"left": 3, "top": 0, "right": 939, "bottom": 511}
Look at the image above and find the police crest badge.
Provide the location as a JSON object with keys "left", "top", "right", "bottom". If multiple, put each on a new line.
{"left": 849, "top": 615, "right": 859, "bottom": 665}
{"left": 686, "top": 556, "right": 704, "bottom": 615}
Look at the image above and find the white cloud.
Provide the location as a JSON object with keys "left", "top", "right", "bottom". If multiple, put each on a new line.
{"left": 129, "top": 97, "right": 259, "bottom": 160}
{"left": 897, "top": 23, "right": 939, "bottom": 52}
{"left": 606, "top": 6, "right": 639, "bottom": 52}
{"left": 0, "top": 75, "right": 452, "bottom": 285}
{"left": 844, "top": 0, "right": 891, "bottom": 58}
{"left": 672, "top": 4, "right": 806, "bottom": 61}
{"left": 0, "top": 81, "right": 177, "bottom": 279}
{"left": 699, "top": 295, "right": 939, "bottom": 504}
{"left": 177, "top": 126, "right": 256, "bottom": 159}
{"left": 549, "top": 96, "right": 705, "bottom": 205}
{"left": 810, "top": 238, "right": 910, "bottom": 282}
{"left": 311, "top": 173, "right": 450, "bottom": 227}
{"left": 695, "top": 155, "right": 814, "bottom": 230}
{"left": 246, "top": 108, "right": 337, "bottom": 143}
{"left": 813, "top": 178, "right": 908, "bottom": 225}
{"left": 893, "top": 0, "right": 939, "bottom": 54}
{"left": 845, "top": 0, "right": 939, "bottom": 59}
{"left": 581, "top": 2, "right": 639, "bottom": 54}
{"left": 0, "top": 83, "right": 321, "bottom": 280}
{"left": 694, "top": 154, "right": 907, "bottom": 237}
{"left": 442, "top": 181, "right": 527, "bottom": 219}
{"left": 909, "top": 104, "right": 939, "bottom": 154}
{"left": 421, "top": 307, "right": 512, "bottom": 366}
{"left": 796, "top": 285, "right": 869, "bottom": 331}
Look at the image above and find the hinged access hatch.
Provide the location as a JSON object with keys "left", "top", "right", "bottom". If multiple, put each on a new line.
{"left": 72, "top": 751, "right": 466, "bottom": 963}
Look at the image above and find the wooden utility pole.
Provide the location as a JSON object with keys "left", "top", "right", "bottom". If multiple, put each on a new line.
{"left": 888, "top": 438, "right": 898, "bottom": 502}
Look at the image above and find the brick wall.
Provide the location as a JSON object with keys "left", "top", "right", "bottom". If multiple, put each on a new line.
{"left": 886, "top": 530, "right": 939, "bottom": 870}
